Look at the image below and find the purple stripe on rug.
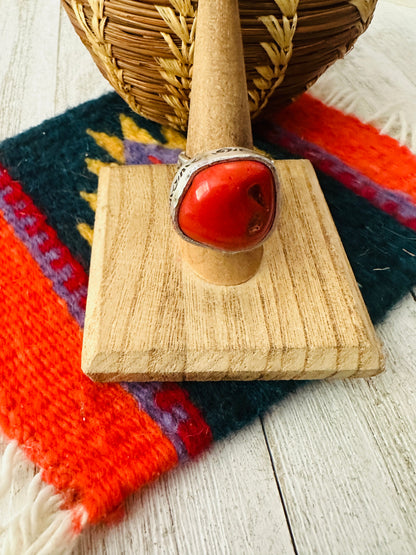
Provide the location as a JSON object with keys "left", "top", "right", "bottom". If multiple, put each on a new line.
{"left": 124, "top": 141, "right": 181, "bottom": 165}
{"left": 260, "top": 124, "right": 416, "bottom": 230}
{"left": 122, "top": 382, "right": 189, "bottom": 463}
{"left": 0, "top": 178, "right": 87, "bottom": 327}
{"left": 0, "top": 166, "right": 199, "bottom": 460}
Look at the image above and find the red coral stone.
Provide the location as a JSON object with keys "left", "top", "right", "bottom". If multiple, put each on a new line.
{"left": 178, "top": 160, "right": 276, "bottom": 251}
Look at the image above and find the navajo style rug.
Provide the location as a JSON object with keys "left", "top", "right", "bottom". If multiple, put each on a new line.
{"left": 0, "top": 90, "right": 415, "bottom": 552}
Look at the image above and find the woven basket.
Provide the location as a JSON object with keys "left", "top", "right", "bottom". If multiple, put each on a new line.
{"left": 62, "top": 0, "right": 377, "bottom": 131}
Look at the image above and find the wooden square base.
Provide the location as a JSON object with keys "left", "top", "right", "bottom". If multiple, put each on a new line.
{"left": 82, "top": 161, "right": 384, "bottom": 381}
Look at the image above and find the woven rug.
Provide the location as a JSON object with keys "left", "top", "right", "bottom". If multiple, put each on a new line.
{"left": 1, "top": 5, "right": 416, "bottom": 552}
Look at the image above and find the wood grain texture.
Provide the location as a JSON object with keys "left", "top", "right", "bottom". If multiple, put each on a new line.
{"left": 82, "top": 160, "right": 383, "bottom": 381}
{"left": 262, "top": 293, "right": 416, "bottom": 553}
{"left": 0, "top": 3, "right": 60, "bottom": 140}
{"left": 75, "top": 421, "right": 295, "bottom": 555}
{"left": 55, "top": 5, "right": 112, "bottom": 114}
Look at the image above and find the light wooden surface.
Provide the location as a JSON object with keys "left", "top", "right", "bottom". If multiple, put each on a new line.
{"left": 1, "top": 1, "right": 415, "bottom": 553}
{"left": 180, "top": 0, "right": 262, "bottom": 285}
{"left": 186, "top": 0, "right": 253, "bottom": 156}
{"left": 83, "top": 161, "right": 382, "bottom": 381}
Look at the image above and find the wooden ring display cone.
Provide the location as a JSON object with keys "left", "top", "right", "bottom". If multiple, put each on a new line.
{"left": 174, "top": 0, "right": 275, "bottom": 284}
{"left": 81, "top": 0, "right": 384, "bottom": 382}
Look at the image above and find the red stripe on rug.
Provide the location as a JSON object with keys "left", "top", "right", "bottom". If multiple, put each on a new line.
{"left": 0, "top": 210, "right": 178, "bottom": 524}
{"left": 273, "top": 94, "right": 416, "bottom": 202}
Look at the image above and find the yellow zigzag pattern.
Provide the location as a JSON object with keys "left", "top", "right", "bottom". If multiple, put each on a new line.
{"left": 78, "top": 115, "right": 186, "bottom": 246}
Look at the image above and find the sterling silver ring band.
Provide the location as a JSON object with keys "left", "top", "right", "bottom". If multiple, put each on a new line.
{"left": 169, "top": 147, "right": 280, "bottom": 252}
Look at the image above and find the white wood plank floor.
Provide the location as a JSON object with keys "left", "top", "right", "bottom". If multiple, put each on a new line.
{"left": 0, "top": 1, "right": 415, "bottom": 553}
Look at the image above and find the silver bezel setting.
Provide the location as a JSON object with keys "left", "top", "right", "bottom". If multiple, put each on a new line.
{"left": 170, "top": 147, "right": 280, "bottom": 253}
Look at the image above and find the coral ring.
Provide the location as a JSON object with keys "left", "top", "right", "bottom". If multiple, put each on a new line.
{"left": 170, "top": 148, "right": 280, "bottom": 253}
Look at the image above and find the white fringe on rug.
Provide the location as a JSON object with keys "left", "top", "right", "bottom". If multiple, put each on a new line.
{"left": 0, "top": 440, "right": 88, "bottom": 555}
{"left": 310, "top": 0, "right": 416, "bottom": 154}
